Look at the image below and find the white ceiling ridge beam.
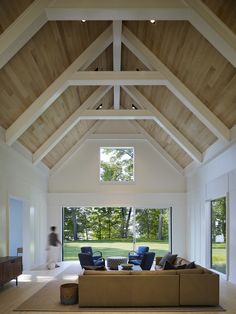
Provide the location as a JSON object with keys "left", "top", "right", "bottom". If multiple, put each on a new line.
{"left": 5, "top": 25, "right": 113, "bottom": 146}
{"left": 123, "top": 85, "right": 202, "bottom": 163}
{"left": 130, "top": 120, "right": 184, "bottom": 175}
{"left": 76, "top": 109, "right": 153, "bottom": 120}
{"left": 113, "top": 21, "right": 122, "bottom": 110}
{"left": 69, "top": 71, "right": 166, "bottom": 85}
{"left": 50, "top": 121, "right": 103, "bottom": 176}
{"left": 122, "top": 25, "right": 231, "bottom": 142}
{"left": 33, "top": 86, "right": 111, "bottom": 165}
{"left": 184, "top": 0, "right": 236, "bottom": 68}
{"left": 0, "top": 0, "right": 52, "bottom": 69}
{"left": 46, "top": 0, "right": 189, "bottom": 21}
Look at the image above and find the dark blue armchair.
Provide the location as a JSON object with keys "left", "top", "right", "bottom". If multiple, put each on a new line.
{"left": 130, "top": 252, "right": 155, "bottom": 270}
{"left": 78, "top": 252, "right": 105, "bottom": 268}
{"left": 81, "top": 246, "right": 103, "bottom": 262}
{"left": 128, "top": 246, "right": 149, "bottom": 263}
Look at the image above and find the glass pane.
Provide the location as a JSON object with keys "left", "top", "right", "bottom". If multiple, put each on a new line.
{"left": 211, "top": 197, "right": 227, "bottom": 274}
{"left": 135, "top": 208, "right": 171, "bottom": 257}
{"left": 100, "top": 147, "right": 134, "bottom": 182}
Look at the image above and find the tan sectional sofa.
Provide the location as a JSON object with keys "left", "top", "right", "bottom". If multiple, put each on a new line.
{"left": 78, "top": 257, "right": 219, "bottom": 307}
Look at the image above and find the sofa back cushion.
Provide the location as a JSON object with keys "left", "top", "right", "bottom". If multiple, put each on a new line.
{"left": 176, "top": 268, "right": 203, "bottom": 274}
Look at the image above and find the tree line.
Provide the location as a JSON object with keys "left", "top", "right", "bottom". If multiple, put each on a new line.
{"left": 63, "top": 207, "right": 169, "bottom": 241}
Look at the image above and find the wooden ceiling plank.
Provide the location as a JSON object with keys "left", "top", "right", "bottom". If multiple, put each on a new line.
{"left": 130, "top": 120, "right": 184, "bottom": 175}
{"left": 5, "top": 25, "right": 113, "bottom": 146}
{"left": 0, "top": 0, "right": 52, "bottom": 69}
{"left": 46, "top": 0, "right": 188, "bottom": 21}
{"left": 122, "top": 25, "right": 231, "bottom": 142}
{"left": 123, "top": 85, "right": 202, "bottom": 163}
{"left": 113, "top": 21, "right": 122, "bottom": 110}
{"left": 184, "top": 0, "right": 236, "bottom": 68}
{"left": 33, "top": 86, "right": 111, "bottom": 165}
{"left": 69, "top": 71, "right": 166, "bottom": 85}
{"left": 50, "top": 121, "right": 103, "bottom": 175}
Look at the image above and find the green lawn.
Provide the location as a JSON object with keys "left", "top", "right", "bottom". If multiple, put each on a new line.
{"left": 212, "top": 242, "right": 226, "bottom": 274}
{"left": 63, "top": 240, "right": 169, "bottom": 260}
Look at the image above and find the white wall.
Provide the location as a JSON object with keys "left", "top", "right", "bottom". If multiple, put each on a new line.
{"left": 0, "top": 132, "right": 48, "bottom": 269}
{"left": 9, "top": 198, "right": 23, "bottom": 256}
{"left": 187, "top": 142, "right": 236, "bottom": 283}
{"left": 48, "top": 135, "right": 187, "bottom": 259}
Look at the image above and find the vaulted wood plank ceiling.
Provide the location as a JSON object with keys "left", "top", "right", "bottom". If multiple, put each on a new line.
{"left": 0, "top": 0, "right": 235, "bottom": 174}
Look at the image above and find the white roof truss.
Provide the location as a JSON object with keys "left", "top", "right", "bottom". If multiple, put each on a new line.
{"left": 123, "top": 85, "right": 202, "bottom": 163}
{"left": 131, "top": 120, "right": 184, "bottom": 175}
{"left": 122, "top": 25, "right": 231, "bottom": 143}
{"left": 5, "top": 25, "right": 113, "bottom": 145}
{"left": 33, "top": 86, "right": 112, "bottom": 165}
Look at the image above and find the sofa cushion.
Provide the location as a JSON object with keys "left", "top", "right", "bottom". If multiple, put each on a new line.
{"left": 83, "top": 270, "right": 131, "bottom": 275}
{"left": 131, "top": 270, "right": 176, "bottom": 275}
{"left": 159, "top": 252, "right": 178, "bottom": 266}
{"left": 163, "top": 261, "right": 176, "bottom": 270}
{"left": 186, "top": 261, "right": 196, "bottom": 269}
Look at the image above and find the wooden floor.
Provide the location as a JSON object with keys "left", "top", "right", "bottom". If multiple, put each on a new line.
{"left": 0, "top": 261, "right": 235, "bottom": 314}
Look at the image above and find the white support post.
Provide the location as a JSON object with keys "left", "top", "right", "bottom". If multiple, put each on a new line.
{"left": 5, "top": 25, "right": 113, "bottom": 145}
{"left": 122, "top": 25, "right": 231, "bottom": 142}
{"left": 113, "top": 21, "right": 122, "bottom": 109}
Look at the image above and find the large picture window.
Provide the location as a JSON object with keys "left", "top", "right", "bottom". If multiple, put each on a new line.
{"left": 100, "top": 147, "right": 134, "bottom": 182}
{"left": 210, "top": 197, "right": 227, "bottom": 274}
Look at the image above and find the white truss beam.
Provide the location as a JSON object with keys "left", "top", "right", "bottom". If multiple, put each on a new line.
{"left": 69, "top": 71, "right": 166, "bottom": 85}
{"left": 33, "top": 86, "right": 111, "bottom": 165}
{"left": 123, "top": 85, "right": 202, "bottom": 163}
{"left": 50, "top": 121, "right": 103, "bottom": 175}
{"left": 46, "top": 0, "right": 188, "bottom": 21}
{"left": 5, "top": 25, "right": 113, "bottom": 145}
{"left": 77, "top": 109, "right": 153, "bottom": 120}
{"left": 122, "top": 26, "right": 230, "bottom": 142}
{"left": 130, "top": 120, "right": 184, "bottom": 175}
{"left": 185, "top": 0, "right": 236, "bottom": 68}
{"left": 0, "top": 0, "right": 51, "bottom": 69}
{"left": 113, "top": 21, "right": 122, "bottom": 109}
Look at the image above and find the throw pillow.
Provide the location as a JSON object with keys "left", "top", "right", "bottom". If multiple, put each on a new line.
{"left": 186, "top": 261, "right": 196, "bottom": 269}
{"left": 176, "top": 264, "right": 187, "bottom": 269}
{"left": 163, "top": 260, "right": 176, "bottom": 270}
{"left": 159, "top": 252, "right": 178, "bottom": 266}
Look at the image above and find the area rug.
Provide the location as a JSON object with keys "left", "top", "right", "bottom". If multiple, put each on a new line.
{"left": 15, "top": 264, "right": 225, "bottom": 312}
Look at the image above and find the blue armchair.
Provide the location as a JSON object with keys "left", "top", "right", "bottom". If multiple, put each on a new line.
{"left": 81, "top": 246, "right": 103, "bottom": 262}
{"left": 78, "top": 252, "right": 105, "bottom": 268}
{"left": 130, "top": 252, "right": 155, "bottom": 270}
{"left": 128, "top": 246, "right": 149, "bottom": 263}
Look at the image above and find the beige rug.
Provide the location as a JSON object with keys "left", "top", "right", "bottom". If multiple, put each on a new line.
{"left": 15, "top": 264, "right": 225, "bottom": 312}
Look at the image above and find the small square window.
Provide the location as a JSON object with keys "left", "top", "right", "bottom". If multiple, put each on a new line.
{"left": 100, "top": 147, "right": 134, "bottom": 182}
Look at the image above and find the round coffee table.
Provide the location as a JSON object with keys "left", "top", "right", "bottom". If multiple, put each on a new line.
{"left": 106, "top": 256, "right": 128, "bottom": 270}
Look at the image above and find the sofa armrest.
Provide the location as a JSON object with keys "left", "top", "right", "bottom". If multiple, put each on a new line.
{"left": 179, "top": 273, "right": 219, "bottom": 306}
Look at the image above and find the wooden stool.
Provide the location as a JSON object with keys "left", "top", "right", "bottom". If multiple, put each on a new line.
{"left": 60, "top": 283, "right": 78, "bottom": 305}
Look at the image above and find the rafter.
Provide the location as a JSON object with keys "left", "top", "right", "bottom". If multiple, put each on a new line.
{"left": 113, "top": 21, "right": 122, "bottom": 110}
{"left": 68, "top": 71, "right": 166, "bottom": 85}
{"left": 50, "top": 121, "right": 103, "bottom": 175}
{"left": 0, "top": 0, "right": 51, "bottom": 69}
{"left": 130, "top": 120, "right": 184, "bottom": 175}
{"left": 77, "top": 109, "right": 153, "bottom": 120}
{"left": 184, "top": 0, "right": 236, "bottom": 68}
{"left": 123, "top": 85, "right": 202, "bottom": 163}
{"left": 5, "top": 25, "right": 113, "bottom": 146}
{"left": 33, "top": 86, "right": 112, "bottom": 165}
{"left": 122, "top": 25, "right": 231, "bottom": 142}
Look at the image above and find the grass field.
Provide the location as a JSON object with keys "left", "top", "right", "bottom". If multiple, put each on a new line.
{"left": 212, "top": 242, "right": 226, "bottom": 274}
{"left": 63, "top": 240, "right": 169, "bottom": 260}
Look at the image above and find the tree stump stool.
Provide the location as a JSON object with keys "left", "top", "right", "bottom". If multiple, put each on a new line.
{"left": 60, "top": 283, "right": 78, "bottom": 305}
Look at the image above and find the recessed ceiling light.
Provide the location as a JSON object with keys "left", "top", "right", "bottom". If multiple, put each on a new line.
{"left": 150, "top": 19, "right": 156, "bottom": 24}
{"left": 81, "top": 19, "right": 86, "bottom": 23}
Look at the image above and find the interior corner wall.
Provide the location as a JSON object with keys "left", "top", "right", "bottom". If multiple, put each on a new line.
{"left": 48, "top": 139, "right": 187, "bottom": 259}
{"left": 186, "top": 142, "right": 236, "bottom": 284}
{"left": 0, "top": 138, "right": 48, "bottom": 269}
